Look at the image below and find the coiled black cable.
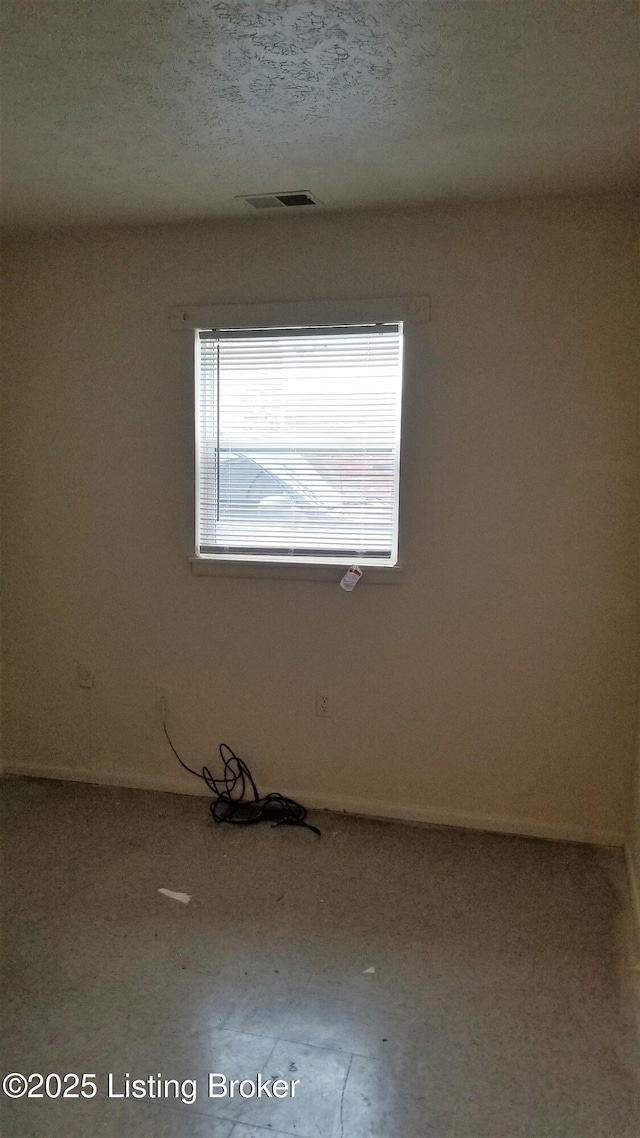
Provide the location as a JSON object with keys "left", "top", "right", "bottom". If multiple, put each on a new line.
{"left": 163, "top": 717, "right": 321, "bottom": 837}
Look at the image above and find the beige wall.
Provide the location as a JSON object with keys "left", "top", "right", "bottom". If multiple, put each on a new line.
{"left": 2, "top": 195, "right": 638, "bottom": 842}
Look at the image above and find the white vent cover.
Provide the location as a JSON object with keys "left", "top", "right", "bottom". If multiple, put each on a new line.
{"left": 237, "top": 191, "right": 322, "bottom": 210}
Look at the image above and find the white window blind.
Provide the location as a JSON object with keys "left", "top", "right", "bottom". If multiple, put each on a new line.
{"left": 196, "top": 323, "right": 403, "bottom": 565}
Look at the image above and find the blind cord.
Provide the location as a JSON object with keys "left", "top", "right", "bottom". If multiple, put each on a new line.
{"left": 162, "top": 714, "right": 321, "bottom": 837}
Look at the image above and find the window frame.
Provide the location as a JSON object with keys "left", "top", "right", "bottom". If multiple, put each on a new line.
{"left": 172, "top": 296, "right": 430, "bottom": 580}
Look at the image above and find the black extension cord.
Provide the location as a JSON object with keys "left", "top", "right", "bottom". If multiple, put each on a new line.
{"left": 163, "top": 717, "right": 321, "bottom": 837}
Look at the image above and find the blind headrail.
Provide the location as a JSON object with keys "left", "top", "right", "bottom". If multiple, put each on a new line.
{"left": 199, "top": 323, "right": 399, "bottom": 341}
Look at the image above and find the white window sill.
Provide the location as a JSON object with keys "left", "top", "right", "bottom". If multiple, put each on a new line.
{"left": 189, "top": 558, "right": 403, "bottom": 584}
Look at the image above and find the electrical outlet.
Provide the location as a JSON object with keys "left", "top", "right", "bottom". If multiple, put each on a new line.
{"left": 77, "top": 662, "right": 94, "bottom": 689}
{"left": 316, "top": 691, "right": 331, "bottom": 718}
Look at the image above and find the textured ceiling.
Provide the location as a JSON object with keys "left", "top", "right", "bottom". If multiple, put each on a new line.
{"left": 1, "top": 0, "right": 638, "bottom": 230}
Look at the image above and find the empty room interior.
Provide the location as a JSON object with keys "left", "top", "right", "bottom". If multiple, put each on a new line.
{"left": 1, "top": 2, "right": 640, "bottom": 1137}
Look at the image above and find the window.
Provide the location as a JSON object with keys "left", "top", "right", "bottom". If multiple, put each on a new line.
{"left": 195, "top": 322, "right": 404, "bottom": 566}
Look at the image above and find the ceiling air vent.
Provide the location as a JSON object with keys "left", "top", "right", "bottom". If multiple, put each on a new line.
{"left": 238, "top": 191, "right": 322, "bottom": 210}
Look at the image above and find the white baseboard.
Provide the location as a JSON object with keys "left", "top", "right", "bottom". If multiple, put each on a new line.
{"left": 624, "top": 839, "right": 640, "bottom": 957}
{"left": 298, "top": 790, "right": 625, "bottom": 846}
{"left": 3, "top": 761, "right": 625, "bottom": 847}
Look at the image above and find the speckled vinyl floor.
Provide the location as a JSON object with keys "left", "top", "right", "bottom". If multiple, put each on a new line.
{"left": 1, "top": 776, "right": 639, "bottom": 1138}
